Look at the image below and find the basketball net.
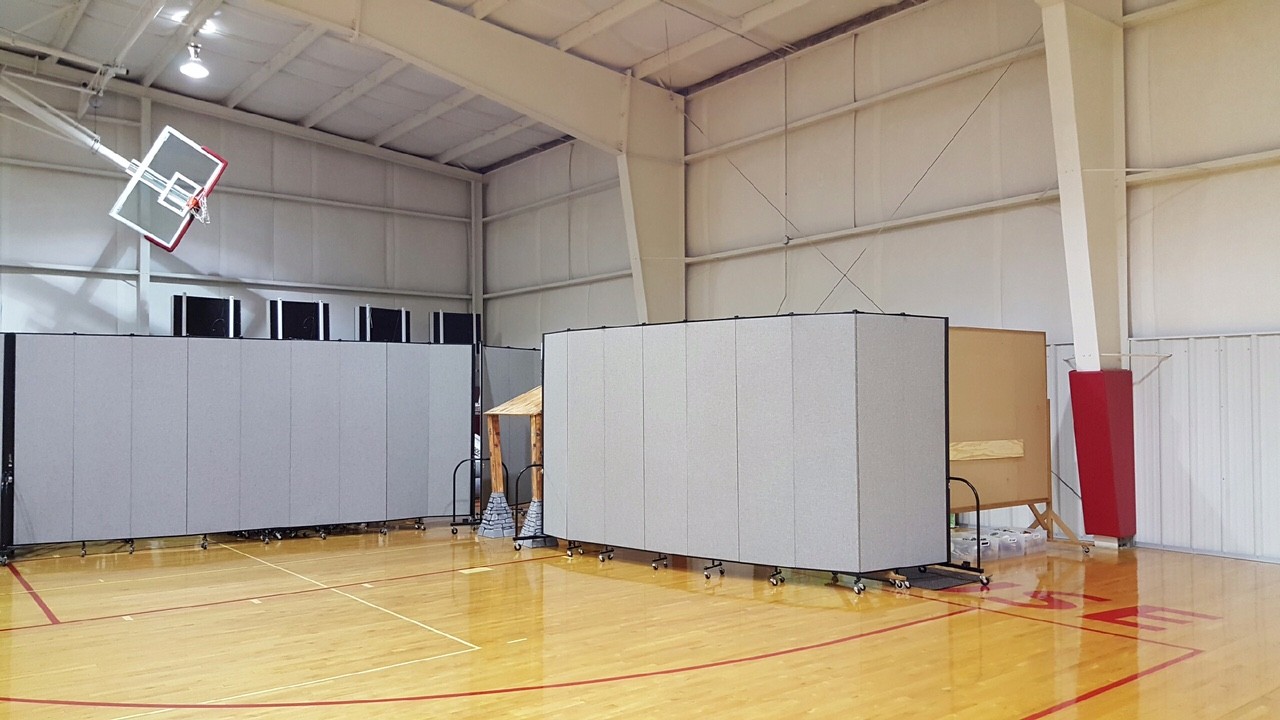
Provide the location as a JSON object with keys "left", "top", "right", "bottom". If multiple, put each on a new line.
{"left": 187, "top": 194, "right": 210, "bottom": 225}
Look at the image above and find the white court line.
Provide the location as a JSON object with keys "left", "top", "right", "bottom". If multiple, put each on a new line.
{"left": 217, "top": 543, "right": 479, "bottom": 650}
{"left": 109, "top": 646, "right": 479, "bottom": 720}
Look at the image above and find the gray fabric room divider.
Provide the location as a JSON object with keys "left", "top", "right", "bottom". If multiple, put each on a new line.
{"left": 6, "top": 334, "right": 471, "bottom": 546}
{"left": 542, "top": 312, "right": 949, "bottom": 575}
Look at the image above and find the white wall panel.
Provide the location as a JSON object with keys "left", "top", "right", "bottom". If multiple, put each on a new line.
{"left": 854, "top": 57, "right": 1054, "bottom": 224}
{"left": 686, "top": 140, "right": 787, "bottom": 257}
{"left": 853, "top": 0, "right": 1041, "bottom": 97}
{"left": 484, "top": 141, "right": 617, "bottom": 217}
{"left": 1128, "top": 166, "right": 1280, "bottom": 338}
{"left": 1131, "top": 333, "right": 1280, "bottom": 563}
{"left": 486, "top": 277, "right": 637, "bottom": 350}
{"left": 1126, "top": 0, "right": 1280, "bottom": 169}
{"left": 1188, "top": 338, "right": 1224, "bottom": 553}
{"left": 685, "top": 320, "right": 739, "bottom": 561}
{"left": 1259, "top": 336, "right": 1280, "bottom": 560}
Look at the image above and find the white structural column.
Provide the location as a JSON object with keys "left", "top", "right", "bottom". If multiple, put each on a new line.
{"left": 263, "top": 0, "right": 687, "bottom": 322}
{"left": 1038, "top": 0, "right": 1127, "bottom": 371}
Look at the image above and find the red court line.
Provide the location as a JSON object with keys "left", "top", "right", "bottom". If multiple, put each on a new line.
{"left": 0, "top": 606, "right": 974, "bottom": 709}
{"left": 0, "top": 554, "right": 555, "bottom": 634}
{"left": 6, "top": 563, "right": 60, "bottom": 625}
{"left": 912, "top": 591, "right": 1199, "bottom": 652}
{"left": 1020, "top": 649, "right": 1203, "bottom": 720}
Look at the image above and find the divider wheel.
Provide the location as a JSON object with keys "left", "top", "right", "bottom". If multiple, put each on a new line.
{"left": 979, "top": 575, "right": 990, "bottom": 586}
{"left": 855, "top": 582, "right": 867, "bottom": 593}
{"left": 704, "top": 571, "right": 711, "bottom": 580}
{"left": 380, "top": 527, "right": 388, "bottom": 535}
{"left": 719, "top": 567, "right": 725, "bottom": 576}
{"left": 514, "top": 543, "right": 522, "bottom": 551}
{"left": 200, "top": 539, "right": 208, "bottom": 550}
{"left": 451, "top": 527, "right": 458, "bottom": 535}
{"left": 769, "top": 577, "right": 779, "bottom": 586}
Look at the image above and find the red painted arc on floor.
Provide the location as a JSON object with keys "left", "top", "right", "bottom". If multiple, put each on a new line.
{"left": 0, "top": 608, "right": 973, "bottom": 710}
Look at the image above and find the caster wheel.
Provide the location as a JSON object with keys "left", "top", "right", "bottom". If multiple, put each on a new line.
{"left": 319, "top": 532, "right": 327, "bottom": 540}
{"left": 779, "top": 576, "right": 786, "bottom": 584}
{"left": 566, "top": 550, "right": 574, "bottom": 558}
{"left": 652, "top": 563, "right": 658, "bottom": 570}
{"left": 577, "top": 548, "right": 585, "bottom": 555}
{"left": 0, "top": 558, "right": 6, "bottom": 567}
{"left": 663, "top": 561, "right": 669, "bottom": 568}
{"left": 451, "top": 527, "right": 458, "bottom": 535}
{"left": 769, "top": 577, "right": 778, "bottom": 586}
{"left": 832, "top": 572, "right": 840, "bottom": 582}
{"left": 81, "top": 549, "right": 87, "bottom": 557}
{"left": 892, "top": 579, "right": 903, "bottom": 589}
{"left": 1083, "top": 546, "right": 1091, "bottom": 554}
{"left": 200, "top": 541, "right": 208, "bottom": 550}
{"left": 514, "top": 543, "right": 522, "bottom": 551}
{"left": 902, "top": 581, "right": 910, "bottom": 589}
{"left": 979, "top": 575, "right": 990, "bottom": 587}
{"left": 380, "top": 528, "right": 388, "bottom": 535}
{"left": 608, "top": 553, "right": 614, "bottom": 560}
{"left": 263, "top": 537, "right": 269, "bottom": 545}
{"left": 856, "top": 582, "right": 867, "bottom": 593}
{"left": 704, "top": 572, "right": 711, "bottom": 580}
{"left": 719, "top": 567, "right": 725, "bottom": 576}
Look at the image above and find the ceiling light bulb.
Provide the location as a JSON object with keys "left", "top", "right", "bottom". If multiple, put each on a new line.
{"left": 180, "top": 43, "right": 209, "bottom": 79}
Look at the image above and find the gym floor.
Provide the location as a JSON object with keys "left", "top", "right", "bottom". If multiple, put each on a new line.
{"left": 1, "top": 526, "right": 1277, "bottom": 718}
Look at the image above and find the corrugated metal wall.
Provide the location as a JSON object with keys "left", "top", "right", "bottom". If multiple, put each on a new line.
{"left": 1131, "top": 334, "right": 1280, "bottom": 562}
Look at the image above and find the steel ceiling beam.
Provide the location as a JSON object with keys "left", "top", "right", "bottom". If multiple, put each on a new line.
{"left": 554, "top": 0, "right": 660, "bottom": 52}
{"left": 632, "top": 0, "right": 809, "bottom": 79}
{"left": 223, "top": 24, "right": 326, "bottom": 109}
{"left": 371, "top": 88, "right": 476, "bottom": 148}
{"left": 434, "top": 116, "right": 536, "bottom": 165}
{"left": 303, "top": 57, "right": 406, "bottom": 128}
{"left": 469, "top": 0, "right": 511, "bottom": 21}
{"left": 260, "top": 0, "right": 686, "bottom": 321}
{"left": 0, "top": 49, "right": 478, "bottom": 180}
{"left": 142, "top": 0, "right": 226, "bottom": 87}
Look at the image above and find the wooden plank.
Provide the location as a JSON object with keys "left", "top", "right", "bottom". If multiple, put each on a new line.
{"left": 530, "top": 413, "right": 544, "bottom": 501}
{"left": 485, "top": 385, "right": 542, "bottom": 416}
{"left": 949, "top": 439, "right": 1024, "bottom": 461}
{"left": 487, "top": 414, "right": 505, "bottom": 494}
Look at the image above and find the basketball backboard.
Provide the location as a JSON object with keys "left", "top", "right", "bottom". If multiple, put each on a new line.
{"left": 109, "top": 126, "right": 227, "bottom": 252}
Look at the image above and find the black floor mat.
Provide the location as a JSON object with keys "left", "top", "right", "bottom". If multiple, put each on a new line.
{"left": 898, "top": 566, "right": 983, "bottom": 590}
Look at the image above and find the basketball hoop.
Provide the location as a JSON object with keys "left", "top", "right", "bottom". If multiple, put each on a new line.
{"left": 188, "top": 194, "right": 210, "bottom": 225}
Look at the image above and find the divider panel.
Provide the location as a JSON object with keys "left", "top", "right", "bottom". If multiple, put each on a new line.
{"left": 387, "top": 343, "right": 431, "bottom": 520}
{"left": 855, "top": 315, "right": 949, "bottom": 571}
{"left": 13, "top": 335, "right": 74, "bottom": 544}
{"left": 642, "top": 323, "right": 688, "bottom": 556}
{"left": 426, "top": 345, "right": 472, "bottom": 518}
{"left": 339, "top": 342, "right": 388, "bottom": 523}
{"left": 131, "top": 336, "right": 188, "bottom": 539}
{"left": 735, "top": 317, "right": 795, "bottom": 567}
{"left": 187, "top": 338, "right": 241, "bottom": 534}
{"left": 603, "top": 326, "right": 644, "bottom": 549}
{"left": 792, "top": 315, "right": 859, "bottom": 571}
{"left": 290, "top": 341, "right": 341, "bottom": 526}
{"left": 239, "top": 340, "right": 291, "bottom": 530}
{"left": 542, "top": 334, "right": 568, "bottom": 537}
{"left": 686, "top": 320, "right": 739, "bottom": 561}
{"left": 72, "top": 336, "right": 132, "bottom": 541}
{"left": 565, "top": 330, "right": 605, "bottom": 542}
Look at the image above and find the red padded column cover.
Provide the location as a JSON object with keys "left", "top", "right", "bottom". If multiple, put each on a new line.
{"left": 1068, "top": 369, "right": 1136, "bottom": 538}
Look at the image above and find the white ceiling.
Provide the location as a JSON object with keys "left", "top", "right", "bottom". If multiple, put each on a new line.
{"left": 0, "top": 0, "right": 902, "bottom": 173}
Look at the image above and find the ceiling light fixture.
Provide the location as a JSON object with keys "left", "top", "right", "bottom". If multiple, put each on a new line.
{"left": 180, "top": 43, "right": 209, "bottom": 79}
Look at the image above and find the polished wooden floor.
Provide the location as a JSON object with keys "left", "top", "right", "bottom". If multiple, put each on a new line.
{"left": 1, "top": 524, "right": 1278, "bottom": 719}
